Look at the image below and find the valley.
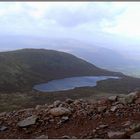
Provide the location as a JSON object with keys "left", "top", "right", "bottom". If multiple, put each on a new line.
{"left": 0, "top": 48, "right": 123, "bottom": 92}
{"left": 0, "top": 48, "right": 140, "bottom": 113}
{"left": 0, "top": 74, "right": 140, "bottom": 113}
{"left": 1, "top": 2, "right": 140, "bottom": 139}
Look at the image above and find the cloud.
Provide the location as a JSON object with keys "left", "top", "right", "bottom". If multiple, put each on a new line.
{"left": 36, "top": 2, "right": 125, "bottom": 28}
{"left": 0, "top": 2, "right": 124, "bottom": 27}
{"left": 103, "top": 2, "right": 140, "bottom": 38}
{"left": 0, "top": 1, "right": 139, "bottom": 41}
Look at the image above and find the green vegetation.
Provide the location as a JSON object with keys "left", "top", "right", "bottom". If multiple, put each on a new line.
{"left": 0, "top": 88, "right": 122, "bottom": 112}
{"left": 0, "top": 48, "right": 123, "bottom": 92}
{"left": 0, "top": 48, "right": 140, "bottom": 113}
{"left": 1, "top": 74, "right": 140, "bottom": 112}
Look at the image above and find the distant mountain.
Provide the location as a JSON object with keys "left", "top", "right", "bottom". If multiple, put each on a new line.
{"left": 33, "top": 38, "right": 139, "bottom": 78}
{"left": 68, "top": 45, "right": 140, "bottom": 77}
{"left": 0, "top": 35, "right": 139, "bottom": 77}
{"left": 0, "top": 49, "right": 123, "bottom": 92}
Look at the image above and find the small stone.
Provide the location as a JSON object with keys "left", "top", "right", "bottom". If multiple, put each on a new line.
{"left": 86, "top": 135, "right": 93, "bottom": 139}
{"left": 36, "top": 135, "right": 48, "bottom": 139}
{"left": 71, "top": 136, "right": 77, "bottom": 139}
{"left": 49, "top": 107, "right": 71, "bottom": 117}
{"left": 65, "top": 98, "right": 74, "bottom": 104}
{"left": 108, "top": 96, "right": 117, "bottom": 102}
{"left": 44, "top": 108, "right": 49, "bottom": 112}
{"left": 118, "top": 94, "right": 127, "bottom": 98}
{"left": 57, "top": 120, "right": 62, "bottom": 125}
{"left": 128, "top": 91, "right": 138, "bottom": 98}
{"left": 79, "top": 99, "right": 86, "bottom": 102}
{"left": 61, "top": 116, "right": 69, "bottom": 122}
{"left": 99, "top": 124, "right": 108, "bottom": 129}
{"left": 107, "top": 131, "right": 126, "bottom": 139}
{"left": 118, "top": 93, "right": 135, "bottom": 105}
{"left": 0, "top": 112, "right": 6, "bottom": 117}
{"left": 93, "top": 129, "right": 96, "bottom": 133}
{"left": 73, "top": 100, "right": 81, "bottom": 105}
{"left": 125, "top": 128, "right": 131, "bottom": 132}
{"left": 130, "top": 123, "right": 140, "bottom": 132}
{"left": 110, "top": 106, "right": 117, "bottom": 112}
{"left": 113, "top": 101, "right": 119, "bottom": 105}
{"left": 96, "top": 127, "right": 100, "bottom": 130}
{"left": 97, "top": 106, "right": 107, "bottom": 113}
{"left": 53, "top": 100, "right": 61, "bottom": 107}
{"left": 35, "top": 105, "right": 42, "bottom": 110}
{"left": 116, "top": 104, "right": 124, "bottom": 109}
{"left": 0, "top": 126, "right": 8, "bottom": 131}
{"left": 98, "top": 98, "right": 109, "bottom": 105}
{"left": 48, "top": 104, "right": 54, "bottom": 108}
{"left": 123, "top": 121, "right": 131, "bottom": 126}
{"left": 131, "top": 132, "right": 140, "bottom": 139}
{"left": 135, "top": 98, "right": 140, "bottom": 104}
{"left": 17, "top": 108, "right": 33, "bottom": 114}
{"left": 17, "top": 115, "right": 38, "bottom": 127}
{"left": 125, "top": 95, "right": 135, "bottom": 104}
{"left": 118, "top": 97, "right": 126, "bottom": 105}
{"left": 49, "top": 119, "right": 54, "bottom": 123}
{"left": 61, "top": 135, "right": 71, "bottom": 139}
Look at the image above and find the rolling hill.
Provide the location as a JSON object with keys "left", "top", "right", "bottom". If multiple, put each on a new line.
{"left": 0, "top": 48, "right": 123, "bottom": 92}
{"left": 0, "top": 36, "right": 140, "bottom": 77}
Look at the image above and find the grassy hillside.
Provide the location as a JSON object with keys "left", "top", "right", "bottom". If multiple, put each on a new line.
{"left": 0, "top": 48, "right": 123, "bottom": 92}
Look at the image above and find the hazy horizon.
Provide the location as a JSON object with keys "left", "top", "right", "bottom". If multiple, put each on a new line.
{"left": 0, "top": 2, "right": 140, "bottom": 50}
{"left": 0, "top": 2, "right": 140, "bottom": 77}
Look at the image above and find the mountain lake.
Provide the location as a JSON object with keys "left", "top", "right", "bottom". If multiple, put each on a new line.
{"left": 33, "top": 76, "right": 120, "bottom": 92}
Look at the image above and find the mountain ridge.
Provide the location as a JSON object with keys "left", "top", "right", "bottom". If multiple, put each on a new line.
{"left": 0, "top": 48, "right": 123, "bottom": 92}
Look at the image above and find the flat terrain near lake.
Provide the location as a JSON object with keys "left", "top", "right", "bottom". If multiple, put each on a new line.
{"left": 1, "top": 76, "right": 140, "bottom": 112}
{"left": 34, "top": 76, "right": 119, "bottom": 92}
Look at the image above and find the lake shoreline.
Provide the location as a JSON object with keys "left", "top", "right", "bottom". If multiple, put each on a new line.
{"left": 33, "top": 76, "right": 120, "bottom": 92}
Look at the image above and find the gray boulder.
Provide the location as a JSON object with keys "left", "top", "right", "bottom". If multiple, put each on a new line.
{"left": 107, "top": 131, "right": 126, "bottom": 139}
{"left": 65, "top": 98, "right": 74, "bottom": 104}
{"left": 97, "top": 106, "right": 107, "bottom": 113}
{"left": 0, "top": 126, "right": 8, "bottom": 131}
{"left": 49, "top": 107, "right": 71, "bottom": 117}
{"left": 130, "top": 123, "right": 140, "bottom": 132}
{"left": 0, "top": 112, "right": 6, "bottom": 117}
{"left": 131, "top": 132, "right": 140, "bottom": 139}
{"left": 17, "top": 115, "right": 38, "bottom": 127}
{"left": 53, "top": 100, "right": 61, "bottom": 107}
{"left": 117, "top": 93, "right": 135, "bottom": 105}
{"left": 61, "top": 116, "right": 69, "bottom": 122}
{"left": 36, "top": 135, "right": 48, "bottom": 139}
{"left": 110, "top": 106, "right": 117, "bottom": 112}
{"left": 123, "top": 121, "right": 131, "bottom": 126}
{"left": 35, "top": 105, "right": 42, "bottom": 110}
{"left": 128, "top": 91, "right": 139, "bottom": 98}
{"left": 108, "top": 96, "right": 117, "bottom": 102}
{"left": 99, "top": 124, "right": 108, "bottom": 129}
{"left": 61, "top": 135, "right": 71, "bottom": 139}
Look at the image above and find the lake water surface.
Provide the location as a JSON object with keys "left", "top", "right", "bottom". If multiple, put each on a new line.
{"left": 33, "top": 76, "right": 120, "bottom": 92}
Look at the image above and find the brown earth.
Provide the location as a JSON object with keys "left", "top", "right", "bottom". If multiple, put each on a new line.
{"left": 0, "top": 91, "right": 140, "bottom": 139}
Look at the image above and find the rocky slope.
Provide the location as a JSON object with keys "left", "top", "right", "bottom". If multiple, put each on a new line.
{"left": 1, "top": 91, "right": 140, "bottom": 139}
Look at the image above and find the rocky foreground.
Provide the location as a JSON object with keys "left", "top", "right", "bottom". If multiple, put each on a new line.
{"left": 1, "top": 91, "right": 140, "bottom": 139}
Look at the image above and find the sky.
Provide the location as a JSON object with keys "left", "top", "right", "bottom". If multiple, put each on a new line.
{"left": 0, "top": 2, "right": 140, "bottom": 54}
{"left": 0, "top": 2, "right": 140, "bottom": 38}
